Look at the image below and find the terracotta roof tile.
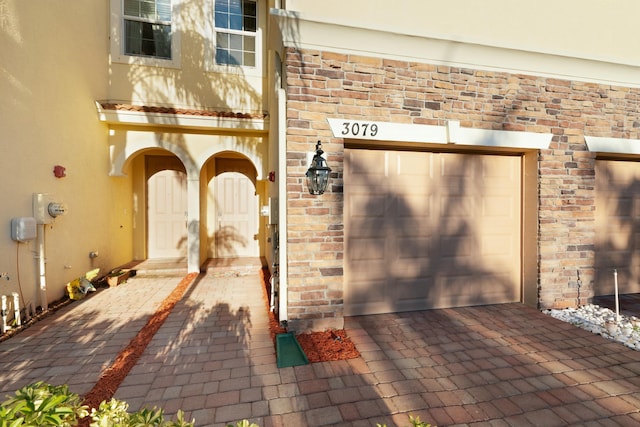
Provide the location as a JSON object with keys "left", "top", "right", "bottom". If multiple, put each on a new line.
{"left": 100, "top": 103, "right": 266, "bottom": 119}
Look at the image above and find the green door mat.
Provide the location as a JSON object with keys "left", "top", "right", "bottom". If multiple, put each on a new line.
{"left": 276, "top": 332, "right": 309, "bottom": 368}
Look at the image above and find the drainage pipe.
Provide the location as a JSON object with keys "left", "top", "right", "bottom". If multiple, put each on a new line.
{"left": 277, "top": 87, "right": 288, "bottom": 323}
{"left": 614, "top": 269, "right": 620, "bottom": 322}
{"left": 12, "top": 293, "right": 20, "bottom": 327}
{"left": 1, "top": 295, "right": 7, "bottom": 333}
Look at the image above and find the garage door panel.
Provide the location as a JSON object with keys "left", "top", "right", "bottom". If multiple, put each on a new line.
{"left": 349, "top": 194, "right": 386, "bottom": 217}
{"left": 345, "top": 149, "right": 521, "bottom": 316}
{"left": 393, "top": 278, "right": 437, "bottom": 311}
{"left": 482, "top": 196, "right": 516, "bottom": 218}
{"left": 347, "top": 279, "right": 387, "bottom": 305}
{"left": 441, "top": 196, "right": 473, "bottom": 216}
{"left": 480, "top": 234, "right": 514, "bottom": 256}
{"left": 397, "top": 237, "right": 432, "bottom": 259}
{"left": 439, "top": 235, "right": 473, "bottom": 258}
{"left": 398, "top": 194, "right": 433, "bottom": 217}
{"left": 346, "top": 150, "right": 388, "bottom": 180}
{"left": 349, "top": 237, "right": 387, "bottom": 261}
{"left": 595, "top": 160, "right": 640, "bottom": 294}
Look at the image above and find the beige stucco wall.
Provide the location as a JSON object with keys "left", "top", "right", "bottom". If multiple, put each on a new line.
{"left": 285, "top": 0, "right": 640, "bottom": 68}
{"left": 107, "top": 0, "right": 269, "bottom": 114}
{"left": 0, "top": 1, "right": 133, "bottom": 310}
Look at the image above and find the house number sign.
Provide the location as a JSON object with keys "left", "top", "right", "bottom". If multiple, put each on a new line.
{"left": 327, "top": 118, "right": 447, "bottom": 144}
{"left": 339, "top": 121, "right": 379, "bottom": 137}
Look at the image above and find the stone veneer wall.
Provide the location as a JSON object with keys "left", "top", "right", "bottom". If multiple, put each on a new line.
{"left": 284, "top": 46, "right": 640, "bottom": 331}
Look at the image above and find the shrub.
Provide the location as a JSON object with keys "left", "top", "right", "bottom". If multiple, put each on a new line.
{"left": 0, "top": 382, "right": 194, "bottom": 427}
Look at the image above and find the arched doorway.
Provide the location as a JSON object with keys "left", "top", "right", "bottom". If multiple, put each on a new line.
{"left": 147, "top": 157, "right": 188, "bottom": 259}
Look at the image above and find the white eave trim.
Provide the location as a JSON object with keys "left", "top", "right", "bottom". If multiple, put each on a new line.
{"left": 96, "top": 102, "right": 267, "bottom": 132}
{"left": 585, "top": 135, "right": 640, "bottom": 155}
{"left": 328, "top": 118, "right": 552, "bottom": 150}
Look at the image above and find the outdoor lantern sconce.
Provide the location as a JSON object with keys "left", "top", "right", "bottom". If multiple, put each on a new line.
{"left": 306, "top": 141, "right": 331, "bottom": 195}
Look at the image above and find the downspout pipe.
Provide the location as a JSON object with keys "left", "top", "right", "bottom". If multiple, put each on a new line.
{"left": 277, "top": 87, "right": 288, "bottom": 323}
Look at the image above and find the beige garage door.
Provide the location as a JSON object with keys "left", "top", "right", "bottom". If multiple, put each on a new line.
{"left": 595, "top": 159, "right": 640, "bottom": 295}
{"left": 344, "top": 149, "right": 522, "bottom": 316}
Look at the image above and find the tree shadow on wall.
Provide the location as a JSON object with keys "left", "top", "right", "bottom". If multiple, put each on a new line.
{"left": 210, "top": 225, "right": 249, "bottom": 258}
{"left": 345, "top": 149, "right": 521, "bottom": 316}
{"left": 594, "top": 159, "right": 640, "bottom": 296}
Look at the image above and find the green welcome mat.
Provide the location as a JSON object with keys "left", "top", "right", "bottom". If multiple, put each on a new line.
{"left": 276, "top": 333, "right": 309, "bottom": 368}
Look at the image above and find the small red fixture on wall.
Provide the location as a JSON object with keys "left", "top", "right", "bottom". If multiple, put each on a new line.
{"left": 53, "top": 165, "right": 66, "bottom": 178}
{"left": 268, "top": 171, "right": 276, "bottom": 182}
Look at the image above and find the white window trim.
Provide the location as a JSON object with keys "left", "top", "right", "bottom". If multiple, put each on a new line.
{"left": 110, "top": 0, "right": 182, "bottom": 68}
{"left": 205, "top": 0, "right": 262, "bottom": 77}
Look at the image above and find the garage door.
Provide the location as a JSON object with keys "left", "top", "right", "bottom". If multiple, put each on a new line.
{"left": 595, "top": 159, "right": 640, "bottom": 295}
{"left": 344, "top": 149, "right": 522, "bottom": 316}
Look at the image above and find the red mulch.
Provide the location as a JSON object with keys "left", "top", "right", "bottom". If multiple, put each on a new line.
{"left": 80, "top": 272, "right": 198, "bottom": 422}
{"left": 260, "top": 268, "right": 360, "bottom": 363}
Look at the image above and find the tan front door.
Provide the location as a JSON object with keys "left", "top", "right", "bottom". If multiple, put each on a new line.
{"left": 595, "top": 159, "right": 640, "bottom": 295}
{"left": 214, "top": 172, "right": 258, "bottom": 258}
{"left": 345, "top": 148, "right": 522, "bottom": 316}
{"left": 147, "top": 170, "right": 188, "bottom": 259}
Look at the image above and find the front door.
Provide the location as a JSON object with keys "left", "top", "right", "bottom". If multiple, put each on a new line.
{"left": 147, "top": 170, "right": 188, "bottom": 258}
{"left": 214, "top": 172, "right": 258, "bottom": 257}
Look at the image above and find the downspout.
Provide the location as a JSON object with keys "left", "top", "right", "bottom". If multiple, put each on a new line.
{"left": 277, "top": 87, "right": 288, "bottom": 322}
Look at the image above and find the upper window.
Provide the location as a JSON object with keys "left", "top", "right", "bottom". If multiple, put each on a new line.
{"left": 123, "top": 0, "right": 172, "bottom": 59}
{"left": 214, "top": 0, "right": 257, "bottom": 67}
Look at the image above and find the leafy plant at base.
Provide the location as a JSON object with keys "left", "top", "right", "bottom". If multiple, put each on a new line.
{"left": 0, "top": 381, "right": 88, "bottom": 427}
{"left": 0, "top": 382, "right": 194, "bottom": 427}
{"left": 377, "top": 414, "right": 432, "bottom": 427}
{"left": 227, "top": 421, "right": 259, "bottom": 427}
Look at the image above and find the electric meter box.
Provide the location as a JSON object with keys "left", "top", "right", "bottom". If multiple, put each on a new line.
{"left": 11, "top": 217, "right": 37, "bottom": 242}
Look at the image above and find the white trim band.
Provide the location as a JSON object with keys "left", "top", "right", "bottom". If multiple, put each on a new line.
{"left": 328, "top": 118, "right": 552, "bottom": 150}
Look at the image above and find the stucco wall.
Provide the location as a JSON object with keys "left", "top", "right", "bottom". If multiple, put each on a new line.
{"left": 284, "top": 47, "right": 640, "bottom": 330}
{"left": 1, "top": 1, "right": 133, "bottom": 311}
{"left": 285, "top": 0, "right": 640, "bottom": 68}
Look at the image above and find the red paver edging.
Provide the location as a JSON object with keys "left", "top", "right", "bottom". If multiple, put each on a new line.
{"left": 81, "top": 272, "right": 199, "bottom": 411}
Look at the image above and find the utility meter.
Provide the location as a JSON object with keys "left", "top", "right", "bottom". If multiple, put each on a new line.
{"left": 48, "top": 202, "right": 67, "bottom": 217}
{"left": 33, "top": 194, "right": 68, "bottom": 224}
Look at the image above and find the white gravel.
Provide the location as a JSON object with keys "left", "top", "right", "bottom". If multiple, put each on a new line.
{"left": 544, "top": 304, "right": 640, "bottom": 351}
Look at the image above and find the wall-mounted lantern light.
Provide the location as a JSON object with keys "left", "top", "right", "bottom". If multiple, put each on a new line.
{"left": 306, "top": 141, "right": 331, "bottom": 195}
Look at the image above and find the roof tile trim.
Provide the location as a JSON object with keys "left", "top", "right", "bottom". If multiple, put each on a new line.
{"left": 100, "top": 103, "right": 266, "bottom": 119}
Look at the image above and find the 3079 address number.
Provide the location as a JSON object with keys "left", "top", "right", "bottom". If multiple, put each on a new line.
{"left": 340, "top": 121, "right": 379, "bottom": 138}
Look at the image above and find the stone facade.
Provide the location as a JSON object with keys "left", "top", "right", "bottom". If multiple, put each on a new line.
{"left": 284, "top": 47, "right": 640, "bottom": 331}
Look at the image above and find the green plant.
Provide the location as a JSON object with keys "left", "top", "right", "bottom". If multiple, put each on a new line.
{"left": 227, "top": 421, "right": 259, "bottom": 427}
{"left": 0, "top": 381, "right": 88, "bottom": 427}
{"left": 377, "top": 414, "right": 432, "bottom": 427}
{"left": 0, "top": 382, "right": 194, "bottom": 427}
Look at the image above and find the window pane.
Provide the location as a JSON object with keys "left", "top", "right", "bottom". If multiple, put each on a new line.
{"left": 157, "top": 0, "right": 171, "bottom": 21}
{"left": 229, "top": 0, "right": 242, "bottom": 15}
{"left": 124, "top": 0, "right": 140, "bottom": 17}
{"left": 125, "top": 20, "right": 171, "bottom": 59}
{"left": 215, "top": 48, "right": 229, "bottom": 64}
{"left": 216, "top": 32, "right": 229, "bottom": 48}
{"left": 244, "top": 35, "right": 255, "bottom": 51}
{"left": 229, "top": 49, "right": 242, "bottom": 65}
{"left": 140, "top": 0, "right": 159, "bottom": 19}
{"left": 229, "top": 14, "right": 242, "bottom": 30}
{"left": 215, "top": 11, "right": 228, "bottom": 28}
{"left": 244, "top": 16, "right": 256, "bottom": 32}
{"left": 243, "top": 1, "right": 256, "bottom": 17}
{"left": 229, "top": 33, "right": 242, "bottom": 50}
{"left": 244, "top": 51, "right": 255, "bottom": 67}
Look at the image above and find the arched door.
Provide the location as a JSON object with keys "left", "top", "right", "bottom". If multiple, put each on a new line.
{"left": 148, "top": 170, "right": 188, "bottom": 258}
{"left": 213, "top": 171, "right": 259, "bottom": 258}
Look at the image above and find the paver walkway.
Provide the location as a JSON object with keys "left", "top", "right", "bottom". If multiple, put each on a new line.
{"left": 2, "top": 260, "right": 640, "bottom": 426}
